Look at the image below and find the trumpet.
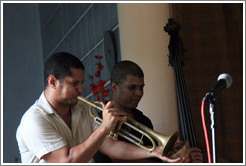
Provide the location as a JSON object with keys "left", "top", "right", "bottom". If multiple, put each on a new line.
{"left": 77, "top": 96, "right": 179, "bottom": 156}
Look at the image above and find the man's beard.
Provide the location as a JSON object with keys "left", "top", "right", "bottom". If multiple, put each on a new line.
{"left": 61, "top": 96, "right": 78, "bottom": 106}
{"left": 67, "top": 99, "right": 76, "bottom": 106}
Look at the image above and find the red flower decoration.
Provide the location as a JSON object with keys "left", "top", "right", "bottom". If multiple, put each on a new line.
{"left": 90, "top": 83, "right": 99, "bottom": 95}
{"left": 97, "top": 62, "right": 104, "bottom": 71}
{"left": 95, "top": 55, "right": 103, "bottom": 59}
{"left": 97, "top": 80, "right": 106, "bottom": 87}
{"left": 95, "top": 70, "right": 101, "bottom": 77}
{"left": 88, "top": 55, "right": 110, "bottom": 102}
{"left": 89, "top": 75, "right": 94, "bottom": 80}
{"left": 102, "top": 89, "right": 110, "bottom": 98}
{"left": 96, "top": 95, "right": 100, "bottom": 101}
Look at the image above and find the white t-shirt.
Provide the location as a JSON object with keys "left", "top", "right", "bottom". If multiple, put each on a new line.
{"left": 16, "top": 92, "right": 98, "bottom": 163}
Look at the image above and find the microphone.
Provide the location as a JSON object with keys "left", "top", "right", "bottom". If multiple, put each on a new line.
{"left": 203, "top": 73, "right": 233, "bottom": 101}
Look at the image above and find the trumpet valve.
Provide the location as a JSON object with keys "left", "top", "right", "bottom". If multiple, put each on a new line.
{"left": 113, "top": 133, "right": 119, "bottom": 141}
{"left": 108, "top": 131, "right": 114, "bottom": 138}
{"left": 107, "top": 131, "right": 119, "bottom": 141}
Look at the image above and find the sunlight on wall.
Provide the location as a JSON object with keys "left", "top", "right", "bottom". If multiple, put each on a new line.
{"left": 118, "top": 3, "right": 179, "bottom": 135}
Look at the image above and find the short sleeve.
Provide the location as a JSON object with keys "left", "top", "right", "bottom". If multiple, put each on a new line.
{"left": 20, "top": 111, "right": 67, "bottom": 159}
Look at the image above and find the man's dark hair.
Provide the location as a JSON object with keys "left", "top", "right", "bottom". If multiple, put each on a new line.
{"left": 111, "top": 60, "right": 144, "bottom": 85}
{"left": 44, "top": 52, "right": 84, "bottom": 88}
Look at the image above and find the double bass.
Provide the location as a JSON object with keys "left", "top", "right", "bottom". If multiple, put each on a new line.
{"left": 164, "top": 18, "right": 197, "bottom": 148}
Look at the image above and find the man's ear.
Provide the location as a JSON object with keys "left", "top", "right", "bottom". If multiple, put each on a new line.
{"left": 47, "top": 75, "right": 57, "bottom": 88}
{"left": 111, "top": 82, "right": 118, "bottom": 92}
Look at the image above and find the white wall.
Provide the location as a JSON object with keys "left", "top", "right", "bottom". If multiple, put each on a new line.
{"left": 117, "top": 3, "right": 179, "bottom": 135}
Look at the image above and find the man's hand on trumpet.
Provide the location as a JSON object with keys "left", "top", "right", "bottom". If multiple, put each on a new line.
{"left": 151, "top": 145, "right": 188, "bottom": 163}
{"left": 150, "top": 139, "right": 203, "bottom": 163}
{"left": 166, "top": 139, "right": 203, "bottom": 163}
{"left": 100, "top": 101, "right": 127, "bottom": 133}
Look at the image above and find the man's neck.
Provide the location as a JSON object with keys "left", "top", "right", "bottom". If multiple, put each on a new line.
{"left": 112, "top": 99, "right": 135, "bottom": 119}
{"left": 44, "top": 89, "right": 71, "bottom": 117}
{"left": 44, "top": 90, "right": 72, "bottom": 128}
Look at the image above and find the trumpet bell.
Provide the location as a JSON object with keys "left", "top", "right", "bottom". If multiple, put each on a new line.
{"left": 127, "top": 117, "right": 178, "bottom": 155}
{"left": 160, "top": 131, "right": 179, "bottom": 156}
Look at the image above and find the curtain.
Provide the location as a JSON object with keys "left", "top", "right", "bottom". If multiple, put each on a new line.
{"left": 171, "top": 3, "right": 243, "bottom": 162}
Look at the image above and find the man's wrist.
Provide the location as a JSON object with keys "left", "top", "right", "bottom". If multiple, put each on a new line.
{"left": 98, "top": 125, "right": 111, "bottom": 137}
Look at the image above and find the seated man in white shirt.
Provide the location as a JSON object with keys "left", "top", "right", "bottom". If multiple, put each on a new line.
{"left": 16, "top": 52, "right": 187, "bottom": 163}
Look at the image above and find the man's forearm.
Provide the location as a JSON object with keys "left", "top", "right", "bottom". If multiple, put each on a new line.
{"left": 42, "top": 125, "right": 109, "bottom": 163}
{"left": 68, "top": 126, "right": 109, "bottom": 162}
{"left": 100, "top": 138, "right": 155, "bottom": 160}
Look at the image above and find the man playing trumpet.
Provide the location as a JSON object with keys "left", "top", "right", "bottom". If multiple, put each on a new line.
{"left": 16, "top": 52, "right": 187, "bottom": 163}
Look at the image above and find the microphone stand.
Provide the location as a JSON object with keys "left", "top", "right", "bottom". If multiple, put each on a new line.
{"left": 203, "top": 73, "right": 232, "bottom": 163}
{"left": 208, "top": 97, "right": 216, "bottom": 163}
